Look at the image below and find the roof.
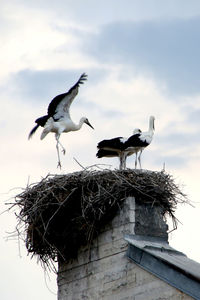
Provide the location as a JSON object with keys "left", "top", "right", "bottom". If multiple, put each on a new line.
{"left": 125, "top": 235, "right": 200, "bottom": 300}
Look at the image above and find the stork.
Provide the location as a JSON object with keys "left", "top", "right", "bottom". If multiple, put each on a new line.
{"left": 96, "top": 128, "right": 141, "bottom": 170}
{"left": 124, "top": 116, "right": 155, "bottom": 169}
{"left": 28, "top": 73, "right": 94, "bottom": 168}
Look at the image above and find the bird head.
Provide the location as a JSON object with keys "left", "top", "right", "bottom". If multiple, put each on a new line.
{"left": 133, "top": 128, "right": 142, "bottom": 134}
{"left": 82, "top": 117, "right": 94, "bottom": 129}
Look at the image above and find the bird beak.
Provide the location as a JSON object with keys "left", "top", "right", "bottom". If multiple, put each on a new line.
{"left": 85, "top": 120, "right": 94, "bottom": 129}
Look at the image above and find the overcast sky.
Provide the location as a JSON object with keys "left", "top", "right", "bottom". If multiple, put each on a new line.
{"left": 1, "top": 1, "right": 200, "bottom": 299}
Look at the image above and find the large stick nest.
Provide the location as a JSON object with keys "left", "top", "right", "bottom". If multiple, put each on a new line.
{"left": 13, "top": 169, "right": 187, "bottom": 268}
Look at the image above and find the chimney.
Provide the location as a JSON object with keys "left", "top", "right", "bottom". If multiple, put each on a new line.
{"left": 57, "top": 195, "right": 169, "bottom": 299}
{"left": 111, "top": 196, "right": 168, "bottom": 239}
{"left": 14, "top": 169, "right": 186, "bottom": 299}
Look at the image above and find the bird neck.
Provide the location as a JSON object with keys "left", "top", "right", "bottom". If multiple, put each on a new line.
{"left": 74, "top": 118, "right": 85, "bottom": 130}
{"left": 149, "top": 118, "right": 155, "bottom": 133}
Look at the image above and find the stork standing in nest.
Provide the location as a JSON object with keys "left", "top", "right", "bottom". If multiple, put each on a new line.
{"left": 96, "top": 116, "right": 155, "bottom": 169}
{"left": 96, "top": 128, "right": 141, "bottom": 170}
{"left": 28, "top": 73, "right": 94, "bottom": 168}
{"left": 124, "top": 116, "right": 155, "bottom": 169}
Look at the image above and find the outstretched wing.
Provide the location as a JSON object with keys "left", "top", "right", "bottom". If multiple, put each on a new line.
{"left": 47, "top": 73, "right": 87, "bottom": 120}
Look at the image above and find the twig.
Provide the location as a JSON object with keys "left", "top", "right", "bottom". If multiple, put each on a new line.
{"left": 7, "top": 168, "right": 188, "bottom": 268}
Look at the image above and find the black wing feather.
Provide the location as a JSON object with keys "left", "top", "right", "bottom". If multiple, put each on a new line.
{"left": 28, "top": 124, "right": 39, "bottom": 139}
{"left": 47, "top": 73, "right": 87, "bottom": 117}
{"left": 97, "top": 137, "right": 125, "bottom": 151}
{"left": 124, "top": 133, "right": 149, "bottom": 148}
{"left": 28, "top": 115, "right": 49, "bottom": 139}
{"left": 96, "top": 149, "right": 119, "bottom": 158}
{"left": 35, "top": 115, "right": 49, "bottom": 127}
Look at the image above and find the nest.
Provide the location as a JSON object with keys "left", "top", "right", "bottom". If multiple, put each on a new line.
{"left": 12, "top": 169, "right": 187, "bottom": 268}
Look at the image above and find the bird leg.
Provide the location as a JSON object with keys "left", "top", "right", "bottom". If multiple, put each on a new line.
{"left": 135, "top": 152, "right": 138, "bottom": 169}
{"left": 122, "top": 157, "right": 125, "bottom": 170}
{"left": 55, "top": 134, "right": 62, "bottom": 169}
{"left": 138, "top": 150, "right": 143, "bottom": 169}
{"left": 58, "top": 140, "right": 66, "bottom": 155}
{"left": 122, "top": 153, "right": 127, "bottom": 170}
{"left": 119, "top": 156, "right": 123, "bottom": 170}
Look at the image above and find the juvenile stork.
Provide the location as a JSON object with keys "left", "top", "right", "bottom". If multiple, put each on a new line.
{"left": 96, "top": 128, "right": 141, "bottom": 170}
{"left": 124, "top": 116, "right": 155, "bottom": 169}
{"left": 28, "top": 73, "right": 94, "bottom": 168}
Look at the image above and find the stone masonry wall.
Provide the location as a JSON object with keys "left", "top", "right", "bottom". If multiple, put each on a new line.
{"left": 57, "top": 197, "right": 193, "bottom": 300}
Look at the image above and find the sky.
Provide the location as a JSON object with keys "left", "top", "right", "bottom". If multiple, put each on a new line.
{"left": 1, "top": 0, "right": 200, "bottom": 299}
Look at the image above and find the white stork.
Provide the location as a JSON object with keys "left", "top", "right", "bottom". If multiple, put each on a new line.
{"left": 124, "top": 116, "right": 155, "bottom": 169}
{"left": 96, "top": 128, "right": 141, "bottom": 170}
{"left": 28, "top": 73, "right": 94, "bottom": 168}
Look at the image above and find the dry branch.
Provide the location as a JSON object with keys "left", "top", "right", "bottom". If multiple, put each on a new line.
{"left": 11, "top": 169, "right": 187, "bottom": 267}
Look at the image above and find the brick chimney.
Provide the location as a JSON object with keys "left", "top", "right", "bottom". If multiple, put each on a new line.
{"left": 14, "top": 169, "right": 197, "bottom": 299}
{"left": 57, "top": 196, "right": 171, "bottom": 299}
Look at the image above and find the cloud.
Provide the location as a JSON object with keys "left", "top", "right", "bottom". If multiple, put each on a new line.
{"left": 83, "top": 18, "right": 200, "bottom": 96}
{"left": 185, "top": 107, "right": 200, "bottom": 127}
{"left": 158, "top": 131, "right": 200, "bottom": 150}
{"left": 154, "top": 153, "right": 188, "bottom": 168}
{"left": 4, "top": 0, "right": 200, "bottom": 26}
{"left": 1, "top": 2, "right": 200, "bottom": 300}
{"left": 5, "top": 69, "right": 83, "bottom": 102}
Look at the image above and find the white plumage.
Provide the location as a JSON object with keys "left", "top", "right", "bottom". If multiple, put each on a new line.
{"left": 96, "top": 116, "right": 155, "bottom": 170}
{"left": 124, "top": 116, "right": 155, "bottom": 169}
{"left": 96, "top": 128, "right": 141, "bottom": 170}
{"left": 28, "top": 73, "right": 94, "bottom": 168}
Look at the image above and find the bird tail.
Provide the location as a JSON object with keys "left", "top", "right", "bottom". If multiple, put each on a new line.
{"left": 28, "top": 115, "right": 49, "bottom": 140}
{"left": 96, "top": 149, "right": 118, "bottom": 158}
{"left": 96, "top": 149, "right": 105, "bottom": 158}
{"left": 40, "top": 117, "right": 54, "bottom": 140}
{"left": 40, "top": 128, "right": 50, "bottom": 140}
{"left": 28, "top": 124, "right": 39, "bottom": 140}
